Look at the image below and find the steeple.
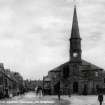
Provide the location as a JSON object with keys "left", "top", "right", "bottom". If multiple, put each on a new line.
{"left": 70, "top": 5, "right": 82, "bottom": 63}
{"left": 70, "top": 5, "right": 80, "bottom": 39}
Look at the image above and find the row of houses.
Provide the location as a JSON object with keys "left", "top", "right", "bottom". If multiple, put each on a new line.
{"left": 0, "top": 63, "right": 25, "bottom": 98}
{"left": 24, "top": 79, "right": 43, "bottom": 92}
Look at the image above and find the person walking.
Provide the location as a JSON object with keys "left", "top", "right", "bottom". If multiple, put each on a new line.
{"left": 98, "top": 92, "right": 103, "bottom": 105}
{"left": 58, "top": 89, "right": 60, "bottom": 101}
{"left": 68, "top": 89, "right": 71, "bottom": 97}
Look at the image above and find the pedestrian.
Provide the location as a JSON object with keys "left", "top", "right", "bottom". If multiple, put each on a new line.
{"left": 5, "top": 88, "right": 9, "bottom": 98}
{"left": 36, "top": 86, "right": 43, "bottom": 98}
{"left": 35, "top": 86, "right": 38, "bottom": 95}
{"left": 68, "top": 89, "right": 71, "bottom": 97}
{"left": 58, "top": 89, "right": 60, "bottom": 101}
{"left": 98, "top": 92, "right": 103, "bottom": 105}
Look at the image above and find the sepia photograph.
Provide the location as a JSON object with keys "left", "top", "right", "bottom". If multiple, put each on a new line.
{"left": 0, "top": 0, "right": 105, "bottom": 105}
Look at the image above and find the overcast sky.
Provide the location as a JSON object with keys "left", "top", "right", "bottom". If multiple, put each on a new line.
{"left": 0, "top": 0, "right": 105, "bottom": 80}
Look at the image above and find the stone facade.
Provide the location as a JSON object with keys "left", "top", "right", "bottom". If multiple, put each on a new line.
{"left": 43, "top": 5, "right": 105, "bottom": 95}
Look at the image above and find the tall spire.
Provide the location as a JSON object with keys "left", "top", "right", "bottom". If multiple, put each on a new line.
{"left": 70, "top": 4, "right": 82, "bottom": 63}
{"left": 70, "top": 5, "right": 80, "bottom": 39}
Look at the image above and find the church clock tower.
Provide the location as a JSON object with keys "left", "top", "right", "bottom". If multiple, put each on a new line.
{"left": 70, "top": 5, "right": 82, "bottom": 64}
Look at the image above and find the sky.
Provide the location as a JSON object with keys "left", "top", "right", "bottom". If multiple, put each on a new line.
{"left": 0, "top": 0, "right": 105, "bottom": 80}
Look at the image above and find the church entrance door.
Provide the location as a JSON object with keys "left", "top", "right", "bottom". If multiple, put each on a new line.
{"left": 73, "top": 82, "right": 78, "bottom": 93}
{"left": 83, "top": 84, "right": 88, "bottom": 95}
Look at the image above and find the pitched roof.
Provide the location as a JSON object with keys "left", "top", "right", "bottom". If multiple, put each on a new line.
{"left": 49, "top": 61, "right": 69, "bottom": 72}
{"left": 49, "top": 59, "right": 103, "bottom": 73}
{"left": 80, "top": 59, "right": 103, "bottom": 71}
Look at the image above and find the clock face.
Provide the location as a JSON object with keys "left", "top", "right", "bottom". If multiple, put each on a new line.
{"left": 73, "top": 52, "right": 78, "bottom": 57}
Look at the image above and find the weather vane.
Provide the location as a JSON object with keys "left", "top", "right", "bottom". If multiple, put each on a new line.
{"left": 73, "top": 0, "right": 77, "bottom": 7}
{"left": 73, "top": 0, "right": 76, "bottom": 4}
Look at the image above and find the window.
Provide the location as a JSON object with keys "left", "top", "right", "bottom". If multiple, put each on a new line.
{"left": 0, "top": 74, "right": 3, "bottom": 85}
{"left": 95, "top": 72, "right": 98, "bottom": 77}
{"left": 96, "top": 84, "right": 99, "bottom": 89}
{"left": 63, "top": 65, "right": 69, "bottom": 78}
{"left": 104, "top": 78, "right": 105, "bottom": 83}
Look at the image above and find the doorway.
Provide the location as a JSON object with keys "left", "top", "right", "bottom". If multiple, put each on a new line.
{"left": 73, "top": 82, "right": 78, "bottom": 93}
{"left": 83, "top": 84, "right": 88, "bottom": 95}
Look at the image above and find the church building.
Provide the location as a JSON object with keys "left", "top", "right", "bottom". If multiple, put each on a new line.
{"left": 43, "top": 5, "right": 105, "bottom": 95}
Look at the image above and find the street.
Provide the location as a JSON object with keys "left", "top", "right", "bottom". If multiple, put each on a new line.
{"left": 0, "top": 92, "right": 70, "bottom": 105}
{"left": 0, "top": 92, "right": 105, "bottom": 105}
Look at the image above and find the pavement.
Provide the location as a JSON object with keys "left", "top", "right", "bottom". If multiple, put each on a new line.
{"left": 0, "top": 92, "right": 105, "bottom": 105}
{"left": 0, "top": 92, "right": 70, "bottom": 105}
